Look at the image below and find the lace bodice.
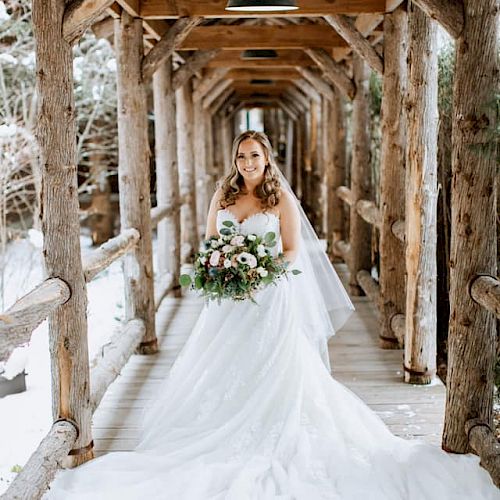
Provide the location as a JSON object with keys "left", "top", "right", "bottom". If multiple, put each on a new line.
{"left": 217, "top": 209, "right": 282, "bottom": 257}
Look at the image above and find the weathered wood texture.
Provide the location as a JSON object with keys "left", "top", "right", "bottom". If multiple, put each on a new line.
{"left": 336, "top": 186, "right": 355, "bottom": 206}
{"left": 82, "top": 229, "right": 140, "bottom": 282}
{"left": 173, "top": 49, "right": 220, "bottom": 91}
{"left": 0, "top": 279, "right": 70, "bottom": 364}
{"left": 465, "top": 419, "right": 500, "bottom": 488}
{"left": 305, "top": 49, "right": 356, "bottom": 100}
{"left": 391, "top": 219, "right": 405, "bottom": 242}
{"left": 378, "top": 6, "right": 407, "bottom": 349}
{"left": 90, "top": 319, "right": 145, "bottom": 413}
{"left": 356, "top": 269, "right": 380, "bottom": 307}
{"left": 63, "top": 0, "right": 115, "bottom": 45}
{"left": 193, "top": 98, "right": 209, "bottom": 231}
{"left": 412, "top": 0, "right": 464, "bottom": 39}
{"left": 470, "top": 275, "right": 500, "bottom": 319}
{"left": 443, "top": 0, "right": 498, "bottom": 453}
{"left": 176, "top": 80, "right": 199, "bottom": 262}
{"left": 3, "top": 420, "right": 78, "bottom": 500}
{"left": 32, "top": 0, "right": 93, "bottom": 467}
{"left": 348, "top": 55, "right": 372, "bottom": 295}
{"left": 390, "top": 313, "right": 406, "bottom": 346}
{"left": 329, "top": 90, "right": 347, "bottom": 257}
{"left": 404, "top": 3, "right": 438, "bottom": 385}
{"left": 142, "top": 17, "right": 202, "bottom": 80}
{"left": 153, "top": 57, "right": 182, "bottom": 297}
{"left": 115, "top": 13, "right": 157, "bottom": 354}
{"left": 356, "top": 200, "right": 381, "bottom": 229}
{"left": 296, "top": 67, "right": 334, "bottom": 102}
{"left": 324, "top": 14, "right": 383, "bottom": 74}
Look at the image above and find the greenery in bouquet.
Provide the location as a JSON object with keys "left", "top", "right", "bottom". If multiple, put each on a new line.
{"left": 179, "top": 220, "right": 301, "bottom": 303}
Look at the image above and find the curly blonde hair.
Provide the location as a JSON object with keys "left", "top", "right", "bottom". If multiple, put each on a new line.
{"left": 219, "top": 130, "right": 281, "bottom": 209}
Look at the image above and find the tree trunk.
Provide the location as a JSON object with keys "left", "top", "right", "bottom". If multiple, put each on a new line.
{"left": 378, "top": 5, "right": 407, "bottom": 349}
{"left": 176, "top": 80, "right": 199, "bottom": 263}
{"left": 115, "top": 12, "right": 157, "bottom": 353}
{"left": 193, "top": 98, "right": 209, "bottom": 232}
{"left": 153, "top": 56, "right": 181, "bottom": 297}
{"left": 443, "top": 0, "right": 498, "bottom": 453}
{"left": 32, "top": 0, "right": 93, "bottom": 466}
{"left": 285, "top": 118, "right": 294, "bottom": 183}
{"left": 404, "top": 3, "right": 438, "bottom": 384}
{"left": 348, "top": 55, "right": 372, "bottom": 295}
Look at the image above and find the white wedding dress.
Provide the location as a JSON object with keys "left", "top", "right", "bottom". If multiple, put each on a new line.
{"left": 47, "top": 210, "right": 499, "bottom": 500}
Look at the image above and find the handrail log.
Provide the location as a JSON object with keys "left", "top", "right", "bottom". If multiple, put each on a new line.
{"left": 151, "top": 194, "right": 191, "bottom": 228}
{"left": 3, "top": 420, "right": 78, "bottom": 500}
{"left": 155, "top": 272, "right": 175, "bottom": 311}
{"left": 470, "top": 275, "right": 500, "bottom": 318}
{"left": 333, "top": 240, "right": 351, "bottom": 263}
{"left": 336, "top": 186, "right": 355, "bottom": 207}
{"left": 356, "top": 269, "right": 380, "bottom": 307}
{"left": 356, "top": 199, "right": 381, "bottom": 229}
{"left": 0, "top": 278, "right": 70, "bottom": 363}
{"left": 465, "top": 418, "right": 500, "bottom": 488}
{"left": 391, "top": 219, "right": 405, "bottom": 243}
{"left": 390, "top": 313, "right": 406, "bottom": 345}
{"left": 89, "top": 319, "right": 145, "bottom": 413}
{"left": 83, "top": 229, "right": 140, "bottom": 282}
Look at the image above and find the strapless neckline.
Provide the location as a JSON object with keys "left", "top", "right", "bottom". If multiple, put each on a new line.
{"left": 218, "top": 208, "right": 279, "bottom": 226}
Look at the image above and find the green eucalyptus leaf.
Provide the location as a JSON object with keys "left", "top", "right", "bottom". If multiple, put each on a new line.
{"left": 179, "top": 274, "right": 192, "bottom": 287}
{"left": 222, "top": 220, "right": 234, "bottom": 228}
{"left": 291, "top": 269, "right": 302, "bottom": 275}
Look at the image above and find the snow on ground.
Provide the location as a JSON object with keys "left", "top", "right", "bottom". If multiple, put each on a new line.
{"left": 0, "top": 233, "right": 126, "bottom": 493}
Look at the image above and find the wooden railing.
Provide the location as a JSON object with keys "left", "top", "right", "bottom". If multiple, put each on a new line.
{"left": 1, "top": 198, "right": 188, "bottom": 499}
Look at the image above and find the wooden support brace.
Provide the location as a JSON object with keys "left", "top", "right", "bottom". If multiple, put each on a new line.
{"left": 336, "top": 185, "right": 355, "bottom": 206}
{"left": 295, "top": 67, "right": 334, "bottom": 102}
{"left": 334, "top": 240, "right": 351, "bottom": 263}
{"left": 356, "top": 269, "right": 380, "bottom": 306}
{"left": 173, "top": 49, "right": 220, "bottom": 91}
{"left": 470, "top": 275, "right": 500, "bottom": 319}
{"left": 412, "top": 0, "right": 464, "bottom": 39}
{"left": 356, "top": 199, "right": 381, "bottom": 229}
{"left": 391, "top": 218, "right": 405, "bottom": 242}
{"left": 142, "top": 17, "right": 203, "bottom": 80}
{"left": 324, "top": 14, "right": 384, "bottom": 75}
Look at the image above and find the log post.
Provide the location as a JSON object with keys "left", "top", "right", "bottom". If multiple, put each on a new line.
{"left": 348, "top": 55, "right": 372, "bottom": 295}
{"left": 285, "top": 117, "right": 294, "bottom": 183}
{"left": 193, "top": 98, "right": 209, "bottom": 233}
{"left": 329, "top": 88, "right": 347, "bottom": 258}
{"left": 176, "top": 79, "right": 199, "bottom": 263}
{"left": 378, "top": 5, "right": 408, "bottom": 349}
{"left": 32, "top": 0, "right": 93, "bottom": 467}
{"left": 443, "top": 0, "right": 498, "bottom": 453}
{"left": 153, "top": 56, "right": 181, "bottom": 297}
{"left": 404, "top": 3, "right": 438, "bottom": 384}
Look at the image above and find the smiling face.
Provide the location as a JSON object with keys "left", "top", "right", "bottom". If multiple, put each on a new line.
{"left": 235, "top": 138, "right": 268, "bottom": 184}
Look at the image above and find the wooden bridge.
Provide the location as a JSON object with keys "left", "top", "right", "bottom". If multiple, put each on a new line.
{"left": 0, "top": 0, "right": 498, "bottom": 498}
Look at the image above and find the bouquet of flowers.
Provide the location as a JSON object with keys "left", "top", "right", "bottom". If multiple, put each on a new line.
{"left": 179, "top": 219, "right": 301, "bottom": 303}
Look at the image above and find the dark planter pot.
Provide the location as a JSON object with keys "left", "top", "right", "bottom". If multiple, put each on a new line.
{"left": 0, "top": 370, "right": 27, "bottom": 398}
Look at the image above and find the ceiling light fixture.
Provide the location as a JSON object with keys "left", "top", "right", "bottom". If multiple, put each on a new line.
{"left": 241, "top": 49, "right": 278, "bottom": 60}
{"left": 225, "top": 0, "right": 298, "bottom": 12}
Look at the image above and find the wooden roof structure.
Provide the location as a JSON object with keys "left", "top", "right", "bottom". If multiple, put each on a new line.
{"left": 1, "top": 0, "right": 498, "bottom": 498}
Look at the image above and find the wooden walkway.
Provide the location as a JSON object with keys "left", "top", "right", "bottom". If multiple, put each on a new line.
{"left": 92, "top": 265, "right": 446, "bottom": 456}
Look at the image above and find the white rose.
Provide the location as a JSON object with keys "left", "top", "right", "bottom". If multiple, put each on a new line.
{"left": 209, "top": 250, "right": 221, "bottom": 267}
{"left": 247, "top": 234, "right": 257, "bottom": 241}
{"left": 230, "top": 235, "right": 245, "bottom": 247}
{"left": 223, "top": 259, "right": 232, "bottom": 269}
{"left": 199, "top": 256, "right": 207, "bottom": 265}
{"left": 222, "top": 244, "right": 234, "bottom": 253}
{"left": 257, "top": 244, "right": 267, "bottom": 258}
{"left": 257, "top": 267, "right": 268, "bottom": 277}
{"left": 210, "top": 240, "right": 220, "bottom": 248}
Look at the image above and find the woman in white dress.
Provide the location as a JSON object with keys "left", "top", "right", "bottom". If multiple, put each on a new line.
{"left": 47, "top": 131, "right": 499, "bottom": 499}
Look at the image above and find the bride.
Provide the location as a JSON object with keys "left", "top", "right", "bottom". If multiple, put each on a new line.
{"left": 47, "top": 131, "right": 499, "bottom": 499}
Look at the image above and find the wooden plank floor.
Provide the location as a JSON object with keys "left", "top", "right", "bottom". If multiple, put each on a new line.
{"left": 93, "top": 265, "right": 446, "bottom": 455}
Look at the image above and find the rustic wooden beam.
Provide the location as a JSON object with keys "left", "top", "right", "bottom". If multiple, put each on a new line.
{"left": 412, "top": 0, "right": 464, "bottom": 39}
{"left": 334, "top": 240, "right": 351, "bottom": 263}
{"left": 193, "top": 68, "right": 229, "bottom": 101}
{"left": 226, "top": 68, "right": 301, "bottom": 81}
{"left": 181, "top": 25, "right": 349, "bottom": 51}
{"left": 348, "top": 55, "right": 372, "bottom": 296}
{"left": 0, "top": 279, "right": 70, "bottom": 364}
{"left": 404, "top": 3, "right": 438, "bottom": 385}
{"left": 89, "top": 319, "right": 145, "bottom": 413}
{"left": 324, "top": 14, "right": 384, "bottom": 74}
{"left": 203, "top": 79, "right": 233, "bottom": 110}
{"left": 142, "top": 17, "right": 202, "bottom": 80}
{"left": 141, "top": 0, "right": 387, "bottom": 18}
{"left": 153, "top": 56, "right": 182, "bottom": 297}
{"left": 378, "top": 5, "right": 407, "bottom": 348}
{"left": 294, "top": 79, "right": 321, "bottom": 104}
{"left": 470, "top": 275, "right": 500, "bottom": 318}
{"left": 336, "top": 185, "right": 355, "bottom": 206}
{"left": 208, "top": 49, "right": 314, "bottom": 69}
{"left": 208, "top": 86, "right": 234, "bottom": 115}
{"left": 3, "top": 420, "right": 78, "bottom": 500}
{"left": 356, "top": 199, "right": 381, "bottom": 229}
{"left": 32, "top": 0, "right": 93, "bottom": 467}
{"left": 305, "top": 48, "right": 355, "bottom": 100}
{"left": 465, "top": 419, "right": 500, "bottom": 488}
{"left": 63, "top": 0, "right": 114, "bottom": 45}
{"left": 82, "top": 229, "right": 140, "bottom": 282}
{"left": 115, "top": 12, "right": 158, "bottom": 354}
{"left": 91, "top": 16, "right": 114, "bottom": 39}
{"left": 390, "top": 313, "right": 406, "bottom": 345}
{"left": 391, "top": 219, "right": 405, "bottom": 242}
{"left": 296, "top": 67, "right": 334, "bottom": 101}
{"left": 154, "top": 273, "right": 175, "bottom": 310}
{"left": 286, "top": 86, "right": 310, "bottom": 111}
{"left": 444, "top": 0, "right": 499, "bottom": 455}
{"left": 173, "top": 49, "right": 220, "bottom": 91}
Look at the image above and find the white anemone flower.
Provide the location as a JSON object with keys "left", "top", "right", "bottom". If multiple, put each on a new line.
{"left": 209, "top": 250, "right": 221, "bottom": 267}
{"left": 257, "top": 267, "right": 268, "bottom": 277}
{"left": 237, "top": 252, "right": 258, "bottom": 269}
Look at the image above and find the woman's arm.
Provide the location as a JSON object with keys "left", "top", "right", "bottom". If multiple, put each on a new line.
{"left": 205, "top": 188, "right": 223, "bottom": 240}
{"left": 278, "top": 189, "right": 301, "bottom": 265}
